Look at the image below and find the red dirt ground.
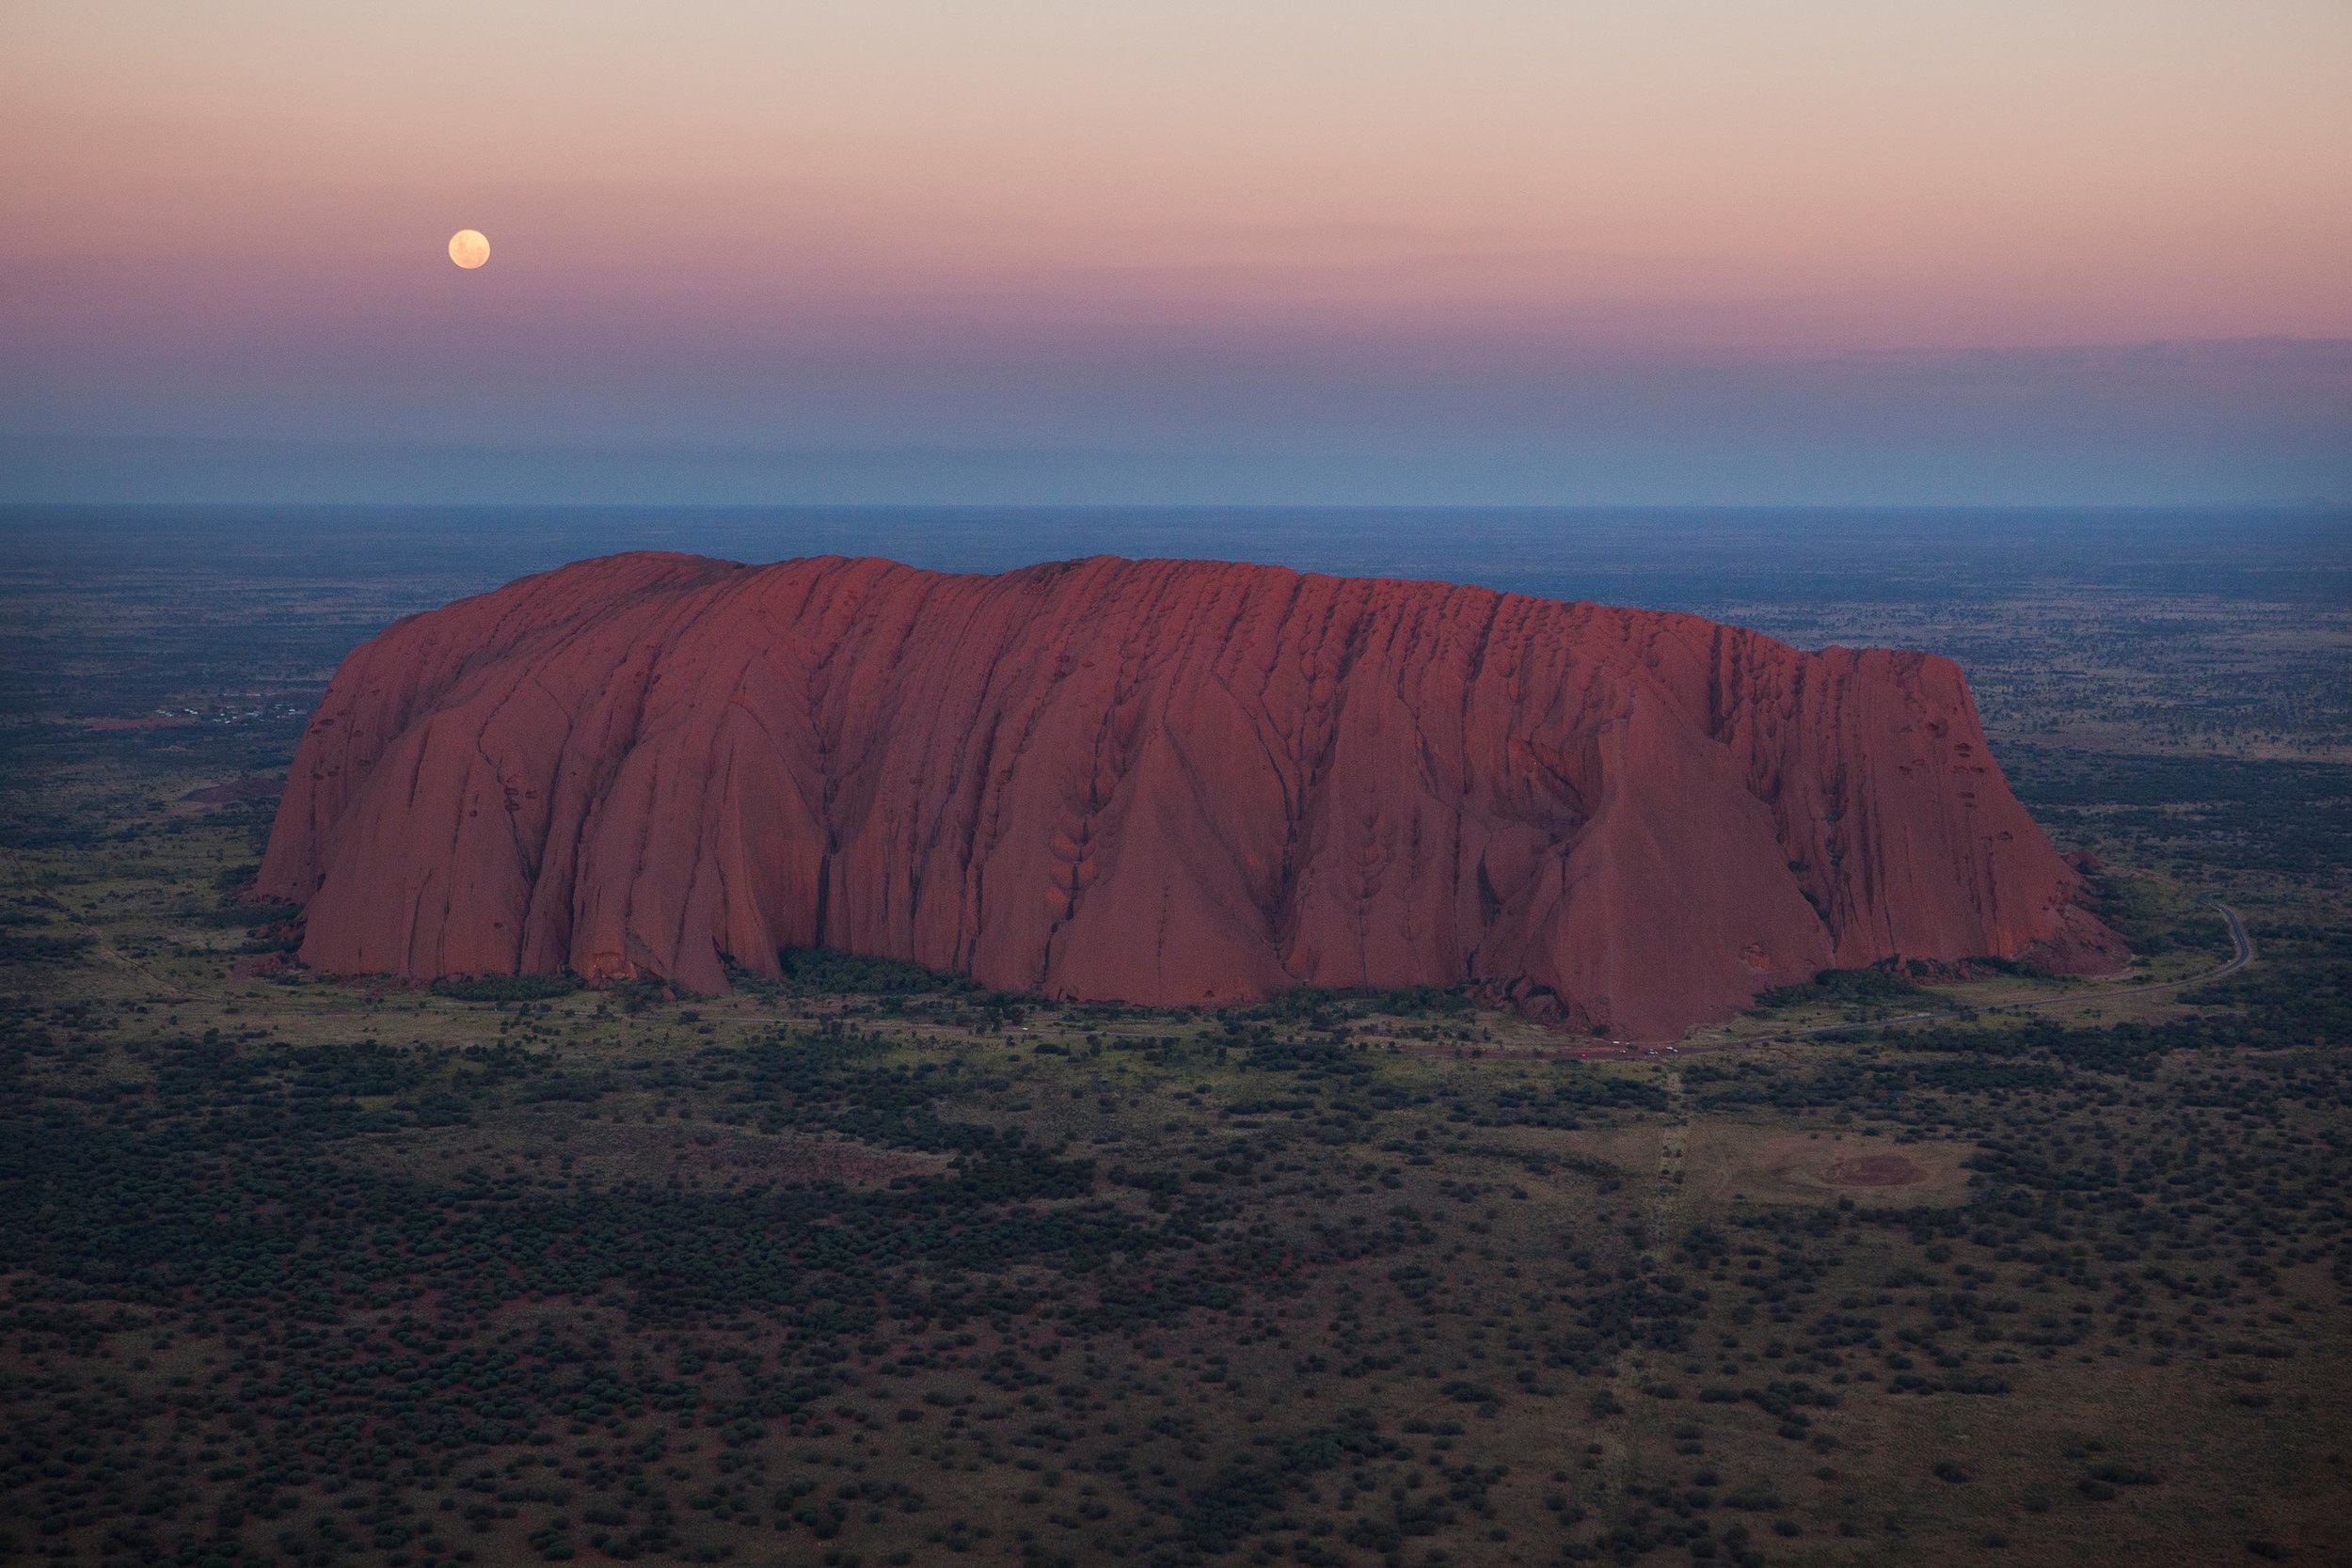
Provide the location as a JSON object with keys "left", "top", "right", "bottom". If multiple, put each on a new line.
{"left": 1822, "top": 1152, "right": 1924, "bottom": 1187}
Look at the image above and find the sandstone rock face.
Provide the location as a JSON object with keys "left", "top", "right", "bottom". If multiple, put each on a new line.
{"left": 257, "top": 553, "right": 2122, "bottom": 1037}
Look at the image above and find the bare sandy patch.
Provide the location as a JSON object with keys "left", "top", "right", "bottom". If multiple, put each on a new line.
{"left": 1683, "top": 1123, "right": 1973, "bottom": 1208}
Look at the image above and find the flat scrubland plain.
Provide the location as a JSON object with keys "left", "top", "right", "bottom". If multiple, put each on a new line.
{"left": 2, "top": 511, "right": 2348, "bottom": 1568}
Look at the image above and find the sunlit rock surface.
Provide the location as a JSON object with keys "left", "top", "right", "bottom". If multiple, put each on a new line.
{"left": 259, "top": 552, "right": 2122, "bottom": 1037}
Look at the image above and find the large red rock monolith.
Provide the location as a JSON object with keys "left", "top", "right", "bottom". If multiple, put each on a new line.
{"left": 257, "top": 553, "right": 2121, "bottom": 1037}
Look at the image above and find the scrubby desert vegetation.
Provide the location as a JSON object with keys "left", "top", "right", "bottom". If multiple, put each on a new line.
{"left": 3, "top": 507, "right": 2346, "bottom": 1566}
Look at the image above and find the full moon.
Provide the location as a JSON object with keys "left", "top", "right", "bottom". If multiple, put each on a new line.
{"left": 447, "top": 230, "right": 490, "bottom": 269}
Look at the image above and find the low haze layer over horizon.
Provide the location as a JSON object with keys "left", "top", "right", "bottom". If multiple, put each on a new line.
{"left": 6, "top": 0, "right": 2348, "bottom": 504}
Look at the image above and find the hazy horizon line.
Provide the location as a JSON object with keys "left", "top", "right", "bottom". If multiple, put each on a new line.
{"left": 7, "top": 498, "right": 2349, "bottom": 516}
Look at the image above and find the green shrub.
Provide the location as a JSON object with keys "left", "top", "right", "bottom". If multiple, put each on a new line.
{"left": 778, "top": 946, "right": 972, "bottom": 997}
{"left": 430, "top": 972, "right": 582, "bottom": 1002}
{"left": 1754, "top": 966, "right": 1925, "bottom": 1011}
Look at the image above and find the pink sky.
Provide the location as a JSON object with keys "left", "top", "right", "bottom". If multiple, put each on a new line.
{"left": 5, "top": 0, "right": 2348, "bottom": 500}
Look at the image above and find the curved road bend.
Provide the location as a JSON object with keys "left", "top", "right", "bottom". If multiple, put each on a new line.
{"left": 1670, "top": 900, "right": 2253, "bottom": 1054}
{"left": 1432, "top": 901, "right": 2251, "bottom": 1062}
